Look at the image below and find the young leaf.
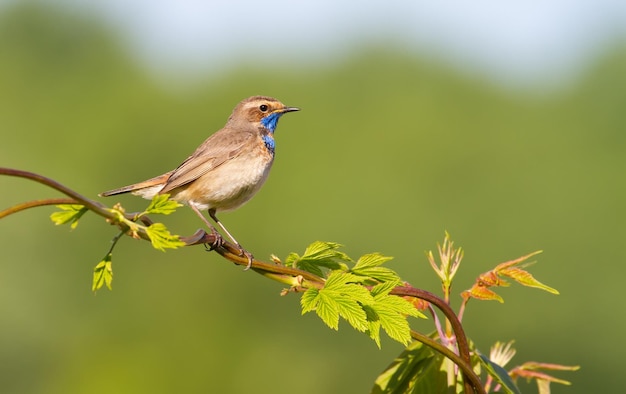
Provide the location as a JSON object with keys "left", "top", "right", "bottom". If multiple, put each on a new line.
{"left": 366, "top": 281, "right": 426, "bottom": 347}
{"left": 499, "top": 267, "right": 559, "bottom": 294}
{"left": 143, "top": 194, "right": 182, "bottom": 216}
{"left": 509, "top": 361, "right": 580, "bottom": 389}
{"left": 300, "top": 288, "right": 320, "bottom": 314}
{"left": 300, "top": 271, "right": 372, "bottom": 332}
{"left": 316, "top": 291, "right": 341, "bottom": 330}
{"left": 50, "top": 204, "right": 88, "bottom": 229}
{"left": 351, "top": 253, "right": 400, "bottom": 283}
{"left": 93, "top": 254, "right": 113, "bottom": 292}
{"left": 462, "top": 250, "right": 558, "bottom": 302}
{"left": 364, "top": 310, "right": 382, "bottom": 348}
{"left": 145, "top": 222, "right": 186, "bottom": 251}
{"left": 461, "top": 285, "right": 504, "bottom": 303}
{"left": 286, "top": 241, "right": 351, "bottom": 276}
{"left": 301, "top": 273, "right": 425, "bottom": 348}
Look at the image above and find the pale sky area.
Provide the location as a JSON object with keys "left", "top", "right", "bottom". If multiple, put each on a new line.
{"left": 4, "top": 0, "right": 626, "bottom": 89}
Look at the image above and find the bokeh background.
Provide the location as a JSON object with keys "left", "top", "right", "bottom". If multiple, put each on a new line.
{"left": 1, "top": 1, "right": 625, "bottom": 393}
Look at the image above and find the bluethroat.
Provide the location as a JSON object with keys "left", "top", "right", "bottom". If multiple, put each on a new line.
{"left": 100, "top": 96, "right": 300, "bottom": 269}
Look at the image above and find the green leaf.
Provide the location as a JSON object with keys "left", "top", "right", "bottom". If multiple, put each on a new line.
{"left": 300, "top": 270, "right": 373, "bottom": 332}
{"left": 371, "top": 339, "right": 448, "bottom": 394}
{"left": 365, "top": 313, "right": 382, "bottom": 348}
{"left": 300, "top": 288, "right": 320, "bottom": 314}
{"left": 316, "top": 291, "right": 341, "bottom": 330}
{"left": 370, "top": 279, "right": 401, "bottom": 298}
{"left": 145, "top": 222, "right": 186, "bottom": 251}
{"left": 301, "top": 272, "right": 425, "bottom": 348}
{"left": 303, "top": 241, "right": 351, "bottom": 261}
{"left": 352, "top": 253, "right": 400, "bottom": 283}
{"left": 144, "top": 194, "right": 183, "bottom": 215}
{"left": 50, "top": 204, "right": 88, "bottom": 229}
{"left": 365, "top": 281, "right": 426, "bottom": 347}
{"left": 478, "top": 353, "right": 521, "bottom": 394}
{"left": 93, "top": 254, "right": 113, "bottom": 292}
{"left": 286, "top": 241, "right": 351, "bottom": 276}
{"left": 376, "top": 305, "right": 413, "bottom": 346}
{"left": 334, "top": 293, "right": 369, "bottom": 332}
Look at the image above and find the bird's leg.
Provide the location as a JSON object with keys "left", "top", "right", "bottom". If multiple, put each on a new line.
{"left": 209, "top": 208, "right": 254, "bottom": 270}
{"left": 189, "top": 204, "right": 224, "bottom": 250}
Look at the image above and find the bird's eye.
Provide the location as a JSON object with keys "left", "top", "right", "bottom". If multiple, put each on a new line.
{"left": 259, "top": 104, "right": 269, "bottom": 112}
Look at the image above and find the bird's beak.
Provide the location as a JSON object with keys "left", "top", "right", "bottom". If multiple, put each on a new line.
{"left": 279, "top": 106, "right": 300, "bottom": 113}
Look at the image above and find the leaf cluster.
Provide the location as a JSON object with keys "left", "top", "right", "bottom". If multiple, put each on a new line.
{"left": 50, "top": 194, "right": 185, "bottom": 292}
{"left": 287, "top": 242, "right": 425, "bottom": 348}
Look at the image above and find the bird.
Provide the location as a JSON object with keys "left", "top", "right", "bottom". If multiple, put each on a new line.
{"left": 100, "top": 95, "right": 300, "bottom": 269}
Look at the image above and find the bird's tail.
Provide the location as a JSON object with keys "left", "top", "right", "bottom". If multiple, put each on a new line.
{"left": 99, "top": 172, "right": 173, "bottom": 198}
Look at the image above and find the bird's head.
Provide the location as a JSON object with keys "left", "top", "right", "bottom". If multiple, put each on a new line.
{"left": 229, "top": 96, "right": 299, "bottom": 133}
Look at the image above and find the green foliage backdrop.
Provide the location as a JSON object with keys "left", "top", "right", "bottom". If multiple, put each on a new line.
{"left": 1, "top": 4, "right": 624, "bottom": 393}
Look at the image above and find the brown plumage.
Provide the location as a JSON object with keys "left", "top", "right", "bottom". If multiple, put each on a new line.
{"left": 100, "top": 96, "right": 299, "bottom": 269}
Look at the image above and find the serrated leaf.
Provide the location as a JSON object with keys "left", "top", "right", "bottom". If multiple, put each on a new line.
{"left": 377, "top": 307, "right": 413, "bottom": 345}
{"left": 300, "top": 288, "right": 319, "bottom": 314}
{"left": 284, "top": 252, "right": 301, "bottom": 266}
{"left": 93, "top": 254, "right": 113, "bottom": 292}
{"left": 285, "top": 241, "right": 352, "bottom": 275}
{"left": 479, "top": 353, "right": 521, "bottom": 394}
{"left": 366, "top": 283, "right": 426, "bottom": 347}
{"left": 499, "top": 267, "right": 559, "bottom": 294}
{"left": 50, "top": 204, "right": 88, "bottom": 229}
{"left": 353, "top": 266, "right": 401, "bottom": 283}
{"left": 354, "top": 253, "right": 394, "bottom": 269}
{"left": 316, "top": 291, "right": 340, "bottom": 330}
{"left": 144, "top": 194, "right": 182, "bottom": 215}
{"left": 366, "top": 315, "right": 382, "bottom": 348}
{"left": 461, "top": 285, "right": 504, "bottom": 303}
{"left": 145, "top": 222, "right": 186, "bottom": 251}
{"left": 325, "top": 271, "right": 363, "bottom": 289}
{"left": 351, "top": 253, "right": 400, "bottom": 283}
{"left": 371, "top": 280, "right": 425, "bottom": 320}
{"left": 370, "top": 279, "right": 401, "bottom": 297}
{"left": 334, "top": 295, "right": 369, "bottom": 332}
{"left": 303, "top": 241, "right": 351, "bottom": 260}
{"left": 295, "top": 259, "right": 343, "bottom": 277}
{"left": 300, "top": 270, "right": 373, "bottom": 333}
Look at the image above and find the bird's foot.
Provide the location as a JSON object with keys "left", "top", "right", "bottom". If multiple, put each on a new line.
{"left": 237, "top": 246, "right": 254, "bottom": 271}
{"left": 203, "top": 229, "right": 225, "bottom": 251}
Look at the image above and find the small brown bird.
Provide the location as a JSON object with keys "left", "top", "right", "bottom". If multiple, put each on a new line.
{"left": 100, "top": 96, "right": 299, "bottom": 268}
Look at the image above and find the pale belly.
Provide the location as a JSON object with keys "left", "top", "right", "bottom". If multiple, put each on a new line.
{"left": 169, "top": 155, "right": 274, "bottom": 212}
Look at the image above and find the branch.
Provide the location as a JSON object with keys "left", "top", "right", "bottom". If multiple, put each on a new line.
{"left": 0, "top": 197, "right": 78, "bottom": 219}
{"left": 1, "top": 167, "right": 482, "bottom": 392}
{"left": 182, "top": 229, "right": 325, "bottom": 285}
{"left": 0, "top": 167, "right": 327, "bottom": 286}
{"left": 1, "top": 168, "right": 111, "bottom": 218}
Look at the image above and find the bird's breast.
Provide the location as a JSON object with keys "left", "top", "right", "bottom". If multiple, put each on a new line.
{"left": 172, "top": 145, "right": 274, "bottom": 212}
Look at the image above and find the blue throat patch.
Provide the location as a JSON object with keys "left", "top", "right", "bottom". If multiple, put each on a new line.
{"left": 262, "top": 134, "right": 275, "bottom": 154}
{"left": 260, "top": 112, "right": 282, "bottom": 154}
{"left": 260, "top": 112, "right": 282, "bottom": 133}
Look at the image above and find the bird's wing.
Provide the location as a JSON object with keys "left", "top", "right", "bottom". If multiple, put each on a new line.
{"left": 100, "top": 172, "right": 173, "bottom": 196}
{"left": 159, "top": 129, "right": 255, "bottom": 194}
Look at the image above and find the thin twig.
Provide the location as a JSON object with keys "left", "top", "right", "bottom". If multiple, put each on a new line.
{"left": 0, "top": 198, "right": 78, "bottom": 219}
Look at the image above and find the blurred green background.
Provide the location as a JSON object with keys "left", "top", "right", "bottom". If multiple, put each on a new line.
{"left": 1, "top": 2, "right": 625, "bottom": 393}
